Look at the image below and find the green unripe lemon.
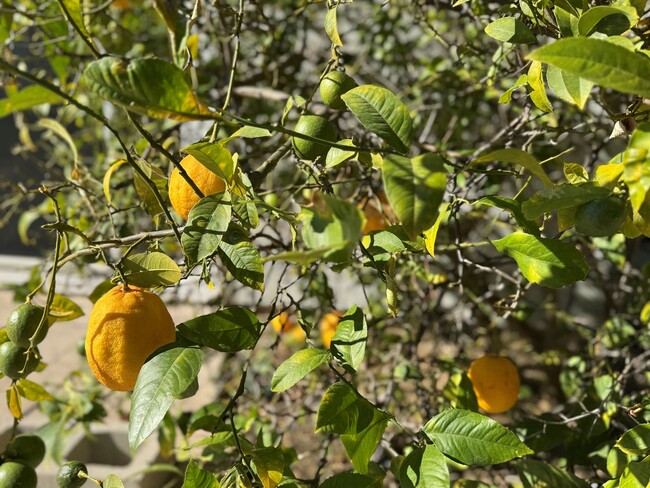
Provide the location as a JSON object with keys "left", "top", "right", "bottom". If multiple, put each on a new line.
{"left": 0, "top": 461, "right": 38, "bottom": 488}
{"left": 575, "top": 196, "right": 627, "bottom": 237}
{"left": 292, "top": 115, "right": 336, "bottom": 160}
{"left": 320, "top": 71, "right": 357, "bottom": 110}
{"left": 0, "top": 342, "right": 39, "bottom": 380}
{"left": 4, "top": 434, "right": 46, "bottom": 467}
{"left": 56, "top": 461, "right": 88, "bottom": 488}
{"left": 6, "top": 303, "right": 48, "bottom": 348}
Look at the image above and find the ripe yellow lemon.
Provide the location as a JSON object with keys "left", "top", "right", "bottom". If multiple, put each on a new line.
{"left": 467, "top": 355, "right": 520, "bottom": 414}
{"left": 270, "top": 312, "right": 305, "bottom": 342}
{"left": 320, "top": 311, "right": 342, "bottom": 349}
{"left": 169, "top": 154, "right": 226, "bottom": 220}
{"left": 85, "top": 285, "right": 176, "bottom": 391}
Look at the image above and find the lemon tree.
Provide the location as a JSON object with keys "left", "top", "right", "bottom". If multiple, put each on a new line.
{"left": 2, "top": 1, "right": 650, "bottom": 487}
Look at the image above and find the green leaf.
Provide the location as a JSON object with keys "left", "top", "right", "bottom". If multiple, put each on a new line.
{"left": 300, "top": 194, "right": 364, "bottom": 263}
{"left": 0, "top": 85, "right": 63, "bottom": 119}
{"left": 319, "top": 473, "right": 378, "bottom": 488}
{"left": 129, "top": 342, "right": 203, "bottom": 451}
{"left": 152, "top": 0, "right": 191, "bottom": 67}
{"left": 521, "top": 182, "right": 611, "bottom": 220}
{"left": 499, "top": 74, "right": 528, "bottom": 104}
{"left": 423, "top": 409, "right": 533, "bottom": 466}
{"left": 249, "top": 447, "right": 284, "bottom": 488}
{"left": 326, "top": 139, "right": 357, "bottom": 168}
{"left": 362, "top": 228, "right": 408, "bottom": 261}
{"left": 0, "top": 6, "right": 12, "bottom": 45}
{"left": 331, "top": 305, "right": 368, "bottom": 374}
{"left": 36, "top": 118, "right": 79, "bottom": 169}
{"left": 181, "top": 459, "right": 218, "bottom": 488}
{"left": 516, "top": 459, "right": 590, "bottom": 488}
{"left": 342, "top": 85, "right": 413, "bottom": 153}
{"left": 263, "top": 244, "right": 347, "bottom": 266}
{"left": 527, "top": 38, "right": 650, "bottom": 98}
{"left": 444, "top": 373, "right": 479, "bottom": 411}
{"left": 84, "top": 57, "right": 214, "bottom": 121}
{"left": 475, "top": 148, "right": 552, "bottom": 187}
{"left": 485, "top": 17, "right": 536, "bottom": 44}
{"left": 475, "top": 196, "right": 539, "bottom": 236}
{"left": 577, "top": 6, "right": 638, "bottom": 37}
{"left": 15, "top": 379, "right": 54, "bottom": 401}
{"left": 316, "top": 382, "right": 376, "bottom": 435}
{"left": 122, "top": 252, "right": 182, "bottom": 288}
{"left": 271, "top": 348, "right": 330, "bottom": 393}
{"left": 618, "top": 462, "right": 650, "bottom": 488}
{"left": 399, "top": 444, "right": 450, "bottom": 488}
{"left": 48, "top": 294, "right": 84, "bottom": 322}
{"left": 177, "top": 307, "right": 262, "bottom": 352}
{"left": 325, "top": 6, "right": 343, "bottom": 47}
{"left": 102, "top": 475, "right": 126, "bottom": 488}
{"left": 133, "top": 158, "right": 168, "bottom": 217}
{"left": 224, "top": 125, "right": 272, "bottom": 142}
{"left": 183, "top": 142, "right": 235, "bottom": 183}
{"left": 423, "top": 203, "right": 449, "bottom": 257}
{"left": 182, "top": 192, "right": 232, "bottom": 264}
{"left": 218, "top": 223, "right": 264, "bottom": 292}
{"left": 546, "top": 65, "right": 593, "bottom": 109}
{"left": 382, "top": 153, "right": 447, "bottom": 240}
{"left": 492, "top": 232, "right": 590, "bottom": 288}
{"left": 616, "top": 424, "right": 650, "bottom": 455}
{"left": 341, "top": 409, "right": 391, "bottom": 474}
{"left": 57, "top": 0, "right": 93, "bottom": 43}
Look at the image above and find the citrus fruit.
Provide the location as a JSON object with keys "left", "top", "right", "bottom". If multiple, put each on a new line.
{"left": 169, "top": 154, "right": 227, "bottom": 220}
{"left": 4, "top": 434, "right": 46, "bottom": 467}
{"left": 0, "top": 461, "right": 37, "bottom": 488}
{"left": 85, "top": 285, "right": 176, "bottom": 391}
{"left": 56, "top": 461, "right": 88, "bottom": 488}
{"left": 6, "top": 303, "right": 48, "bottom": 348}
{"left": 320, "top": 311, "right": 342, "bottom": 349}
{"left": 0, "top": 342, "right": 39, "bottom": 380}
{"left": 359, "top": 192, "right": 394, "bottom": 234}
{"left": 575, "top": 196, "right": 626, "bottom": 237}
{"left": 467, "top": 355, "right": 520, "bottom": 414}
{"left": 320, "top": 71, "right": 357, "bottom": 110}
{"left": 292, "top": 115, "right": 337, "bottom": 160}
{"left": 270, "top": 312, "right": 294, "bottom": 333}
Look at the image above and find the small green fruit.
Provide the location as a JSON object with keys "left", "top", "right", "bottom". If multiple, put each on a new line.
{"left": 0, "top": 461, "right": 38, "bottom": 488}
{"left": 56, "top": 461, "right": 88, "bottom": 488}
{"left": 4, "top": 434, "right": 46, "bottom": 467}
{"left": 320, "top": 71, "right": 357, "bottom": 110}
{"left": 6, "top": 303, "right": 48, "bottom": 348}
{"left": 0, "top": 342, "right": 39, "bottom": 380}
{"left": 575, "top": 196, "right": 626, "bottom": 237}
{"left": 292, "top": 115, "right": 337, "bottom": 160}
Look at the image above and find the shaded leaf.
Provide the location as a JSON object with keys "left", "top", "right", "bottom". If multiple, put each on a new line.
{"left": 475, "top": 149, "right": 552, "bottom": 187}
{"left": 177, "top": 307, "right": 262, "bottom": 352}
{"left": 316, "top": 382, "right": 376, "bottom": 435}
{"left": 181, "top": 459, "right": 218, "bottom": 488}
{"left": 577, "top": 5, "right": 638, "bottom": 37}
{"left": 218, "top": 223, "right": 264, "bottom": 292}
{"left": 399, "top": 444, "right": 450, "bottom": 488}
{"left": 516, "top": 459, "right": 589, "bottom": 488}
{"left": 341, "top": 409, "right": 391, "bottom": 474}
{"left": 382, "top": 153, "right": 447, "bottom": 240}
{"left": 331, "top": 305, "right": 368, "bottom": 373}
{"left": 485, "top": 17, "right": 536, "bottom": 44}
{"left": 521, "top": 182, "right": 611, "bottom": 220}
{"left": 182, "top": 192, "right": 232, "bottom": 264}
{"left": 84, "top": 57, "right": 214, "bottom": 120}
{"left": 129, "top": 342, "right": 203, "bottom": 451}
{"left": 250, "top": 448, "right": 284, "bottom": 488}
